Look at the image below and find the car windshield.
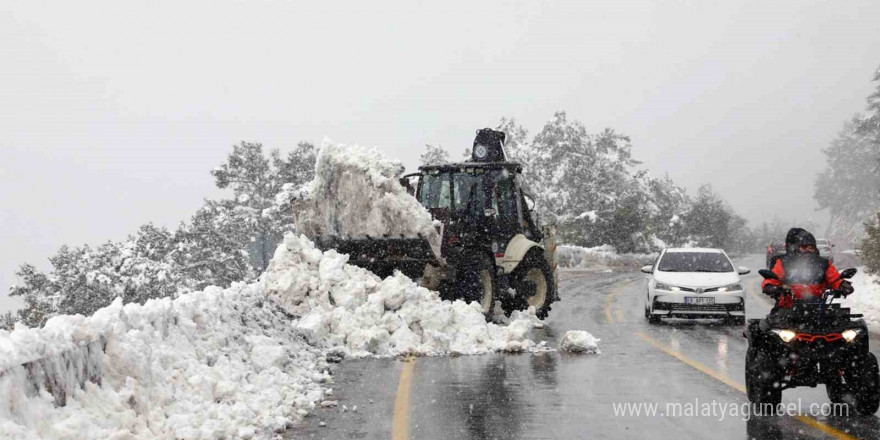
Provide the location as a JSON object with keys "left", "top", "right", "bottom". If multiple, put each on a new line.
{"left": 658, "top": 252, "right": 733, "bottom": 273}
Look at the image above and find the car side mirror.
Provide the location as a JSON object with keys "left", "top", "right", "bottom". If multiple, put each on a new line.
{"left": 758, "top": 269, "right": 779, "bottom": 281}
{"left": 737, "top": 267, "right": 750, "bottom": 275}
{"left": 640, "top": 265, "right": 653, "bottom": 274}
{"left": 839, "top": 268, "right": 857, "bottom": 279}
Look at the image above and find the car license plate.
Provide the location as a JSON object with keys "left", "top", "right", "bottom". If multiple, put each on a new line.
{"left": 685, "top": 297, "right": 714, "bottom": 305}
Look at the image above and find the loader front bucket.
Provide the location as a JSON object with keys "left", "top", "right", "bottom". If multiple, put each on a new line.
{"left": 313, "top": 234, "right": 441, "bottom": 279}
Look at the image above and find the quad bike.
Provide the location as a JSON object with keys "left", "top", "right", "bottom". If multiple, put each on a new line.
{"left": 744, "top": 267, "right": 880, "bottom": 415}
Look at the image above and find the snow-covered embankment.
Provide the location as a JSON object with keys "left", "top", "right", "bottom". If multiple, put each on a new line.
{"left": 0, "top": 141, "right": 585, "bottom": 439}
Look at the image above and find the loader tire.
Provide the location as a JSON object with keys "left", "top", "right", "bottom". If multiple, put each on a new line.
{"left": 511, "top": 251, "right": 555, "bottom": 320}
{"left": 456, "top": 253, "right": 496, "bottom": 320}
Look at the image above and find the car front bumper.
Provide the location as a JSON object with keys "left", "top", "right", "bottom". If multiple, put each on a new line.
{"left": 650, "top": 292, "right": 745, "bottom": 318}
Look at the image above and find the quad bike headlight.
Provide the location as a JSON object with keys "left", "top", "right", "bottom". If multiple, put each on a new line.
{"left": 772, "top": 329, "right": 797, "bottom": 343}
{"left": 654, "top": 281, "right": 680, "bottom": 291}
{"left": 842, "top": 329, "right": 862, "bottom": 343}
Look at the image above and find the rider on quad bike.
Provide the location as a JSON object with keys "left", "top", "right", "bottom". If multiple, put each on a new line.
{"left": 745, "top": 228, "right": 879, "bottom": 415}
{"left": 761, "top": 228, "right": 852, "bottom": 310}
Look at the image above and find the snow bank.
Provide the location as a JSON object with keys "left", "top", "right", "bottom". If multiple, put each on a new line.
{"left": 0, "top": 233, "right": 550, "bottom": 439}
{"left": 0, "top": 284, "right": 329, "bottom": 440}
{"left": 844, "top": 270, "right": 880, "bottom": 328}
{"left": 559, "top": 330, "right": 600, "bottom": 354}
{"left": 288, "top": 141, "right": 442, "bottom": 258}
{"left": 557, "top": 244, "right": 656, "bottom": 270}
{"left": 263, "top": 233, "right": 541, "bottom": 357}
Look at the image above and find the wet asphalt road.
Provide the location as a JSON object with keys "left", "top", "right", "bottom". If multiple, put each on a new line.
{"left": 286, "top": 255, "right": 880, "bottom": 440}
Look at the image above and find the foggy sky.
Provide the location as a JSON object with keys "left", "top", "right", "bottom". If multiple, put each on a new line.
{"left": 2, "top": 0, "right": 880, "bottom": 312}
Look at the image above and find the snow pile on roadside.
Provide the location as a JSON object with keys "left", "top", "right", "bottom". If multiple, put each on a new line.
{"left": 289, "top": 141, "right": 442, "bottom": 258}
{"left": 559, "top": 330, "right": 600, "bottom": 354}
{"left": 557, "top": 244, "right": 656, "bottom": 270}
{"left": 0, "top": 283, "right": 329, "bottom": 440}
{"left": 263, "top": 233, "right": 542, "bottom": 357}
{"left": 844, "top": 270, "right": 880, "bottom": 328}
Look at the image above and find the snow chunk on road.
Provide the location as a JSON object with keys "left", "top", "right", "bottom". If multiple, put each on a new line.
{"left": 289, "top": 141, "right": 442, "bottom": 259}
{"left": 264, "top": 233, "right": 540, "bottom": 357}
{"left": 559, "top": 330, "right": 600, "bottom": 354}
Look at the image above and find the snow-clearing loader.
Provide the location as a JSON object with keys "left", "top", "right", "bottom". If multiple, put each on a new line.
{"left": 312, "top": 128, "right": 559, "bottom": 319}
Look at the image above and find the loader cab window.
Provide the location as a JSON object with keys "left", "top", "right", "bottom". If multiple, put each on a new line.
{"left": 453, "top": 172, "right": 487, "bottom": 217}
{"left": 419, "top": 173, "right": 452, "bottom": 209}
{"left": 489, "top": 169, "right": 520, "bottom": 235}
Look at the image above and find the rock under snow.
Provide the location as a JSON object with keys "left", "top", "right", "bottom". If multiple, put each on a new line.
{"left": 559, "top": 330, "right": 601, "bottom": 354}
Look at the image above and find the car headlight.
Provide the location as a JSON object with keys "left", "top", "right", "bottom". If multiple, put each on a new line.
{"left": 654, "top": 281, "right": 680, "bottom": 291}
{"left": 842, "top": 329, "right": 862, "bottom": 343}
{"left": 772, "top": 329, "right": 796, "bottom": 343}
{"left": 716, "top": 283, "right": 743, "bottom": 292}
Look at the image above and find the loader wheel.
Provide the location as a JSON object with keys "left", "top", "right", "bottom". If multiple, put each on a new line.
{"left": 513, "top": 251, "right": 555, "bottom": 320}
{"left": 457, "top": 254, "right": 496, "bottom": 320}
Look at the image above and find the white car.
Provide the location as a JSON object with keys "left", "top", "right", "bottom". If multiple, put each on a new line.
{"left": 816, "top": 238, "right": 834, "bottom": 263}
{"left": 642, "top": 248, "right": 750, "bottom": 325}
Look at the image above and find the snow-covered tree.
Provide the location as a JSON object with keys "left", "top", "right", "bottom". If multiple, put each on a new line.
{"left": 524, "top": 112, "right": 646, "bottom": 249}
{"left": 173, "top": 200, "right": 254, "bottom": 290}
{"left": 814, "top": 117, "right": 880, "bottom": 244}
{"left": 0, "top": 312, "right": 14, "bottom": 331}
{"left": 682, "top": 185, "right": 738, "bottom": 249}
{"left": 644, "top": 175, "right": 691, "bottom": 248}
{"left": 419, "top": 144, "right": 450, "bottom": 166}
{"left": 862, "top": 213, "right": 880, "bottom": 276}
{"left": 211, "top": 141, "right": 316, "bottom": 270}
{"left": 9, "top": 224, "right": 181, "bottom": 327}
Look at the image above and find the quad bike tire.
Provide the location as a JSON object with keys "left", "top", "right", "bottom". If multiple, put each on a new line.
{"left": 826, "top": 353, "right": 880, "bottom": 415}
{"left": 503, "top": 251, "right": 555, "bottom": 319}
{"left": 746, "top": 347, "right": 782, "bottom": 409}
{"left": 854, "top": 353, "right": 880, "bottom": 415}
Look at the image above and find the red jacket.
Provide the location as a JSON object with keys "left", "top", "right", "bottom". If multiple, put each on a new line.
{"left": 762, "top": 254, "right": 844, "bottom": 308}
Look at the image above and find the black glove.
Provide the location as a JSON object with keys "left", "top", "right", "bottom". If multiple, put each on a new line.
{"left": 762, "top": 284, "right": 783, "bottom": 298}
{"left": 836, "top": 280, "right": 854, "bottom": 297}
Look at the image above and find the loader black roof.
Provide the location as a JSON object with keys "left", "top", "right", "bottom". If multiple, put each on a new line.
{"left": 418, "top": 162, "right": 523, "bottom": 173}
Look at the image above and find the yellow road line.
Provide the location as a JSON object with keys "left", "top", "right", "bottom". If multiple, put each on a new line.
{"left": 603, "top": 290, "right": 618, "bottom": 323}
{"left": 635, "top": 332, "right": 859, "bottom": 440}
{"left": 636, "top": 332, "right": 746, "bottom": 393}
{"left": 795, "top": 415, "right": 858, "bottom": 439}
{"left": 391, "top": 356, "right": 416, "bottom": 440}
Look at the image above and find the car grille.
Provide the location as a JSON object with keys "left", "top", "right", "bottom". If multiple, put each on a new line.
{"left": 668, "top": 303, "right": 729, "bottom": 312}
{"left": 653, "top": 299, "right": 744, "bottom": 313}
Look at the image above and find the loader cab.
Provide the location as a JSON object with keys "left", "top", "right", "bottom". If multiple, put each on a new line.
{"left": 416, "top": 162, "right": 541, "bottom": 251}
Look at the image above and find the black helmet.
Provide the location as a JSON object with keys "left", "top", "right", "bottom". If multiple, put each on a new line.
{"left": 785, "top": 227, "right": 817, "bottom": 253}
